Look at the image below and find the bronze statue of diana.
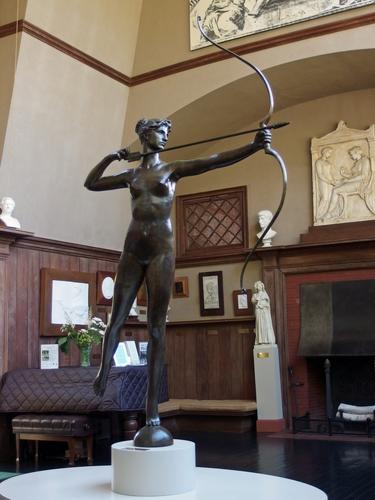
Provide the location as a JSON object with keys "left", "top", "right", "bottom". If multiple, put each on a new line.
{"left": 84, "top": 118, "right": 270, "bottom": 447}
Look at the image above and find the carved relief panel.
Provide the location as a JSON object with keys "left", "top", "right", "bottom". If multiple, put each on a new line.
{"left": 311, "top": 121, "right": 375, "bottom": 226}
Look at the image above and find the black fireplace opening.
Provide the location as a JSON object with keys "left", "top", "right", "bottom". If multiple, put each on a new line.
{"left": 293, "top": 356, "right": 375, "bottom": 436}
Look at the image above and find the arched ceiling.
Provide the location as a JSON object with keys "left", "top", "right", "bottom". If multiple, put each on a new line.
{"left": 135, "top": 49, "right": 375, "bottom": 160}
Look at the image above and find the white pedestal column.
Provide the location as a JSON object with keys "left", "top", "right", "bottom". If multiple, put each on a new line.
{"left": 253, "top": 344, "right": 285, "bottom": 432}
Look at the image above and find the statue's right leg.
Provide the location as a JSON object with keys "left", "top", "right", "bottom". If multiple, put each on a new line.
{"left": 93, "top": 252, "right": 144, "bottom": 396}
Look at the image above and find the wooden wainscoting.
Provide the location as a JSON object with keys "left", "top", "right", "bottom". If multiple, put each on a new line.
{"left": 124, "top": 319, "right": 256, "bottom": 401}
{"left": 0, "top": 230, "right": 120, "bottom": 375}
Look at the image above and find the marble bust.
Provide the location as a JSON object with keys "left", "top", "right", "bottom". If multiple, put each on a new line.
{"left": 0, "top": 197, "right": 21, "bottom": 229}
{"left": 256, "top": 209, "right": 276, "bottom": 247}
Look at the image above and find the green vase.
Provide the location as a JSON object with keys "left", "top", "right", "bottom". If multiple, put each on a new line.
{"left": 79, "top": 345, "right": 92, "bottom": 367}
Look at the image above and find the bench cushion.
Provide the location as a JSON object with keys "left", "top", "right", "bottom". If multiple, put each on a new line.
{"left": 12, "top": 414, "right": 93, "bottom": 437}
{"left": 159, "top": 399, "right": 257, "bottom": 414}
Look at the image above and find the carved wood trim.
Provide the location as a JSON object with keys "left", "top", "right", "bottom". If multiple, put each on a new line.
{"left": 1, "top": 12, "right": 374, "bottom": 86}
{"left": 14, "top": 235, "right": 121, "bottom": 262}
{"left": 176, "top": 186, "right": 248, "bottom": 263}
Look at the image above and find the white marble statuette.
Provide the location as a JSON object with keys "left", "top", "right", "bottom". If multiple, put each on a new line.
{"left": 251, "top": 281, "right": 276, "bottom": 345}
{"left": 256, "top": 209, "right": 277, "bottom": 247}
{"left": 0, "top": 196, "right": 21, "bottom": 229}
{"left": 311, "top": 121, "right": 375, "bottom": 226}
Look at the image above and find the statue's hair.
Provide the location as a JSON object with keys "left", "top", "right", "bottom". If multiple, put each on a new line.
{"left": 258, "top": 209, "right": 272, "bottom": 219}
{"left": 321, "top": 147, "right": 333, "bottom": 156}
{"left": 135, "top": 118, "right": 172, "bottom": 143}
{"left": 1, "top": 196, "right": 15, "bottom": 207}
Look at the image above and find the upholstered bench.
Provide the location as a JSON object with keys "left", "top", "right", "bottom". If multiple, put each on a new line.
{"left": 12, "top": 414, "right": 94, "bottom": 467}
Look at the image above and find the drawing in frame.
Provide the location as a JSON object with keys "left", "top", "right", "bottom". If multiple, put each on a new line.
{"left": 97, "top": 270, "right": 116, "bottom": 306}
{"left": 40, "top": 268, "right": 96, "bottom": 336}
{"left": 173, "top": 276, "right": 189, "bottom": 298}
{"left": 189, "top": 0, "right": 373, "bottom": 50}
{"left": 232, "top": 289, "right": 253, "bottom": 316}
{"left": 199, "top": 271, "right": 224, "bottom": 316}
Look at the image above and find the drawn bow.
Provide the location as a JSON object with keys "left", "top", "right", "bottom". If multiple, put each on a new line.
{"left": 197, "top": 16, "right": 288, "bottom": 292}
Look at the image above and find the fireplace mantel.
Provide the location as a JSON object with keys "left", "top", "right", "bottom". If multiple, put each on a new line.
{"left": 254, "top": 229, "right": 375, "bottom": 426}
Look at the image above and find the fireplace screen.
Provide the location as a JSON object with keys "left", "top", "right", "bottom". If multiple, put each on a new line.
{"left": 299, "top": 280, "right": 375, "bottom": 356}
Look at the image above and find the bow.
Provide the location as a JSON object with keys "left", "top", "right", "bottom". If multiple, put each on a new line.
{"left": 197, "top": 16, "right": 288, "bottom": 292}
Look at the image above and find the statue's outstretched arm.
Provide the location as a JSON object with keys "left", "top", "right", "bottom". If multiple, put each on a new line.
{"left": 84, "top": 149, "right": 133, "bottom": 191}
{"left": 170, "top": 130, "right": 270, "bottom": 180}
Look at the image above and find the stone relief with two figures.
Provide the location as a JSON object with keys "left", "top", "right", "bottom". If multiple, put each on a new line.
{"left": 311, "top": 121, "right": 375, "bottom": 226}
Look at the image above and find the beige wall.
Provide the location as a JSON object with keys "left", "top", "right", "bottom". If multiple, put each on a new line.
{"left": 0, "top": 0, "right": 146, "bottom": 249}
{"left": 175, "top": 89, "right": 375, "bottom": 246}
{"left": 0, "top": 0, "right": 27, "bottom": 24}
{"left": 25, "top": 0, "right": 143, "bottom": 75}
{"left": 0, "top": 34, "right": 16, "bottom": 160}
{"left": 169, "top": 260, "right": 262, "bottom": 322}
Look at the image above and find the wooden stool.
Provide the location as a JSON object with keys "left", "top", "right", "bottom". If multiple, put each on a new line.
{"left": 12, "top": 414, "right": 94, "bottom": 468}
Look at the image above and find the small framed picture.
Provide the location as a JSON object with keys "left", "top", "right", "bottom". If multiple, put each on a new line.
{"left": 173, "top": 276, "right": 189, "bottom": 298}
{"left": 232, "top": 289, "right": 253, "bottom": 316}
{"left": 113, "top": 342, "right": 131, "bottom": 367}
{"left": 97, "top": 271, "right": 116, "bottom": 306}
{"left": 198, "top": 271, "right": 224, "bottom": 316}
{"left": 40, "top": 344, "right": 59, "bottom": 369}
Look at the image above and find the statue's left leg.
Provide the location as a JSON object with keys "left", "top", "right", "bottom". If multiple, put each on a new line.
{"left": 145, "top": 252, "right": 175, "bottom": 426}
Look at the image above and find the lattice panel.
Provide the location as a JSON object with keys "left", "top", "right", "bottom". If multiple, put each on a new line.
{"left": 176, "top": 186, "right": 248, "bottom": 262}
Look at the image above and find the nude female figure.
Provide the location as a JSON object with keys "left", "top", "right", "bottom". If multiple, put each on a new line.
{"left": 85, "top": 118, "right": 270, "bottom": 445}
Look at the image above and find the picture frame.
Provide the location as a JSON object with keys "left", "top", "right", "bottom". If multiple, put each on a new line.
{"left": 40, "top": 268, "right": 96, "bottom": 337}
{"left": 96, "top": 270, "right": 116, "bottom": 306}
{"left": 199, "top": 271, "right": 224, "bottom": 316}
{"left": 173, "top": 276, "right": 189, "bottom": 298}
{"left": 232, "top": 289, "right": 253, "bottom": 317}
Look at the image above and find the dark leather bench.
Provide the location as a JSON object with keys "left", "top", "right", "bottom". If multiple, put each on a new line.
{"left": 12, "top": 414, "right": 94, "bottom": 467}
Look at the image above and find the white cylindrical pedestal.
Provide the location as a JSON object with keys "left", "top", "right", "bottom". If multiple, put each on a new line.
{"left": 112, "top": 439, "right": 196, "bottom": 496}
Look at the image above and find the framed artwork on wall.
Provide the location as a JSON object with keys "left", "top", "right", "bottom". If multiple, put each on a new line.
{"left": 189, "top": 0, "right": 373, "bottom": 50}
{"left": 232, "top": 289, "right": 253, "bottom": 316}
{"left": 40, "top": 268, "right": 96, "bottom": 336}
{"left": 198, "top": 271, "right": 224, "bottom": 316}
{"left": 97, "top": 270, "right": 116, "bottom": 306}
{"left": 173, "top": 276, "right": 189, "bottom": 298}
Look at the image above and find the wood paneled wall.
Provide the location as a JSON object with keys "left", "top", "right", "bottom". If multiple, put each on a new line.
{"left": 0, "top": 230, "right": 255, "bottom": 401}
{"left": 0, "top": 230, "right": 119, "bottom": 375}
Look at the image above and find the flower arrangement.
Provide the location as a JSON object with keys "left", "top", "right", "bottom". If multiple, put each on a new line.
{"left": 58, "top": 312, "right": 106, "bottom": 355}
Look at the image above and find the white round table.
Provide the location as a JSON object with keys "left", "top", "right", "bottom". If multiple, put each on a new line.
{"left": 0, "top": 465, "right": 328, "bottom": 499}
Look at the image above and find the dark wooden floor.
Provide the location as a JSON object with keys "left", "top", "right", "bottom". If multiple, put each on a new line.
{"left": 2, "top": 431, "right": 375, "bottom": 499}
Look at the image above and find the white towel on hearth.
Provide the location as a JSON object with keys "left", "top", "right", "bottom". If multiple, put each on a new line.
{"left": 338, "top": 403, "right": 375, "bottom": 415}
{"left": 336, "top": 411, "right": 374, "bottom": 421}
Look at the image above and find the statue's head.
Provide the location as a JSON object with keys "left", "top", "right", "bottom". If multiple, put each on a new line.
{"left": 349, "top": 146, "right": 363, "bottom": 160}
{"left": 254, "top": 280, "right": 265, "bottom": 292}
{"left": 258, "top": 209, "right": 272, "bottom": 228}
{"left": 135, "top": 119, "right": 172, "bottom": 149}
{"left": 0, "top": 196, "right": 15, "bottom": 215}
{"left": 321, "top": 147, "right": 333, "bottom": 158}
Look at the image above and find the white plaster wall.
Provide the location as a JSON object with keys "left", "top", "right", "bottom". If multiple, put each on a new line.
{"left": 0, "top": 35, "right": 131, "bottom": 249}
